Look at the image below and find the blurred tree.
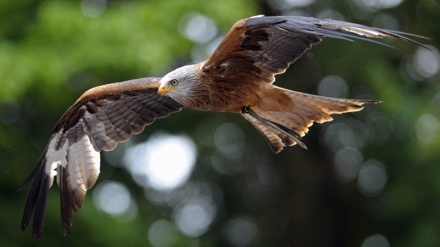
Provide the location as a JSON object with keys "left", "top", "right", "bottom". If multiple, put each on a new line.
{"left": 0, "top": 0, "right": 439, "bottom": 246}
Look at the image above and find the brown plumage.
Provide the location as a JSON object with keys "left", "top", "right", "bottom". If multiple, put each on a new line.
{"left": 158, "top": 15, "right": 426, "bottom": 149}
{"left": 20, "top": 15, "right": 427, "bottom": 239}
{"left": 19, "top": 77, "right": 182, "bottom": 238}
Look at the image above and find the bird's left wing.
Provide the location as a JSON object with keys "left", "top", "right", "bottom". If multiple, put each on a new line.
{"left": 202, "top": 15, "right": 428, "bottom": 85}
{"left": 18, "top": 77, "right": 183, "bottom": 239}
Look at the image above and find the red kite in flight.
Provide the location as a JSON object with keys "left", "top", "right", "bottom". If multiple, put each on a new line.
{"left": 19, "top": 15, "right": 427, "bottom": 239}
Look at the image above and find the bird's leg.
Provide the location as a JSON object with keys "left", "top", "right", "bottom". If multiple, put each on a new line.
{"left": 241, "top": 106, "right": 308, "bottom": 149}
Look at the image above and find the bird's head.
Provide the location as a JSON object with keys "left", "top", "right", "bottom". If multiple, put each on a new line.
{"left": 158, "top": 65, "right": 199, "bottom": 99}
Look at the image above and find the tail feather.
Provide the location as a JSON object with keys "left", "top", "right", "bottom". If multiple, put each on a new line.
{"left": 243, "top": 89, "right": 379, "bottom": 152}
{"left": 243, "top": 113, "right": 295, "bottom": 153}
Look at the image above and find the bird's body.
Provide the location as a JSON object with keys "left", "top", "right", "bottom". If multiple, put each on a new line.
{"left": 19, "top": 15, "right": 427, "bottom": 239}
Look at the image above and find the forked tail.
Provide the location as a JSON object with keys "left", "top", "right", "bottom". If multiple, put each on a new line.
{"left": 242, "top": 89, "right": 380, "bottom": 153}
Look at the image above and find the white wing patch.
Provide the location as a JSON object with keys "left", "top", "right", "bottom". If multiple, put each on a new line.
{"left": 45, "top": 127, "right": 101, "bottom": 202}
{"left": 46, "top": 131, "right": 68, "bottom": 188}
{"left": 67, "top": 134, "right": 101, "bottom": 191}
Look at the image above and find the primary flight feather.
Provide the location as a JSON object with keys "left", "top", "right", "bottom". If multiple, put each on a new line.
{"left": 19, "top": 15, "right": 427, "bottom": 239}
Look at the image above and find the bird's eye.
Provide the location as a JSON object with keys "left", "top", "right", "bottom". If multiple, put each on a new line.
{"left": 170, "top": 79, "right": 179, "bottom": 86}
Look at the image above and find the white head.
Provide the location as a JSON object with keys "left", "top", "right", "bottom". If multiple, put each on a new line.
{"left": 158, "top": 65, "right": 199, "bottom": 102}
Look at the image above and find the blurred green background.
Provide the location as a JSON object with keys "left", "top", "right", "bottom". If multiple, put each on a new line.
{"left": 1, "top": 0, "right": 440, "bottom": 246}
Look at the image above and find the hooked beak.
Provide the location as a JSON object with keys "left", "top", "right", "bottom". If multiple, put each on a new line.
{"left": 158, "top": 85, "right": 175, "bottom": 96}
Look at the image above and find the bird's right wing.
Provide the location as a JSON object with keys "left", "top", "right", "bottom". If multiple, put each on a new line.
{"left": 202, "top": 15, "right": 428, "bottom": 86}
{"left": 19, "top": 77, "right": 183, "bottom": 239}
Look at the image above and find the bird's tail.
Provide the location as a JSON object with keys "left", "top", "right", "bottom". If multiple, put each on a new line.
{"left": 242, "top": 88, "right": 380, "bottom": 153}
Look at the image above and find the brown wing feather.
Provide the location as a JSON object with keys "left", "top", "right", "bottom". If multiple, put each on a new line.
{"left": 202, "top": 17, "right": 321, "bottom": 85}
{"left": 202, "top": 16, "right": 428, "bottom": 87}
{"left": 19, "top": 77, "right": 183, "bottom": 239}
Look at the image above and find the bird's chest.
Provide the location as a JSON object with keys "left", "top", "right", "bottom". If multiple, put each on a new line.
{"left": 208, "top": 83, "right": 259, "bottom": 112}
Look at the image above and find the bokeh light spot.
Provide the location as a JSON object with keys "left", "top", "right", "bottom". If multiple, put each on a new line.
{"left": 224, "top": 216, "right": 259, "bottom": 247}
{"left": 93, "top": 181, "right": 137, "bottom": 218}
{"left": 268, "top": 0, "right": 315, "bottom": 10}
{"left": 173, "top": 196, "right": 216, "bottom": 237}
{"left": 413, "top": 46, "right": 440, "bottom": 78}
{"left": 214, "top": 123, "right": 245, "bottom": 160}
{"left": 358, "top": 160, "right": 387, "bottom": 197}
{"left": 317, "top": 75, "right": 349, "bottom": 98}
{"left": 361, "top": 233, "right": 390, "bottom": 247}
{"left": 355, "top": 0, "right": 403, "bottom": 10}
{"left": 415, "top": 114, "right": 439, "bottom": 145}
{"left": 124, "top": 133, "right": 197, "bottom": 191}
{"left": 322, "top": 118, "right": 370, "bottom": 153}
{"left": 148, "top": 220, "right": 178, "bottom": 247}
{"left": 179, "top": 13, "right": 217, "bottom": 44}
{"left": 211, "top": 154, "right": 239, "bottom": 175}
{"left": 333, "top": 147, "right": 363, "bottom": 182}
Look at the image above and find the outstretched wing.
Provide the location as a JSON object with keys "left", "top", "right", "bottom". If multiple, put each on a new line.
{"left": 202, "top": 15, "right": 428, "bottom": 85}
{"left": 18, "top": 77, "right": 183, "bottom": 239}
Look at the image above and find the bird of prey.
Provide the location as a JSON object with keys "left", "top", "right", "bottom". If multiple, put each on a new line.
{"left": 19, "top": 15, "right": 427, "bottom": 239}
